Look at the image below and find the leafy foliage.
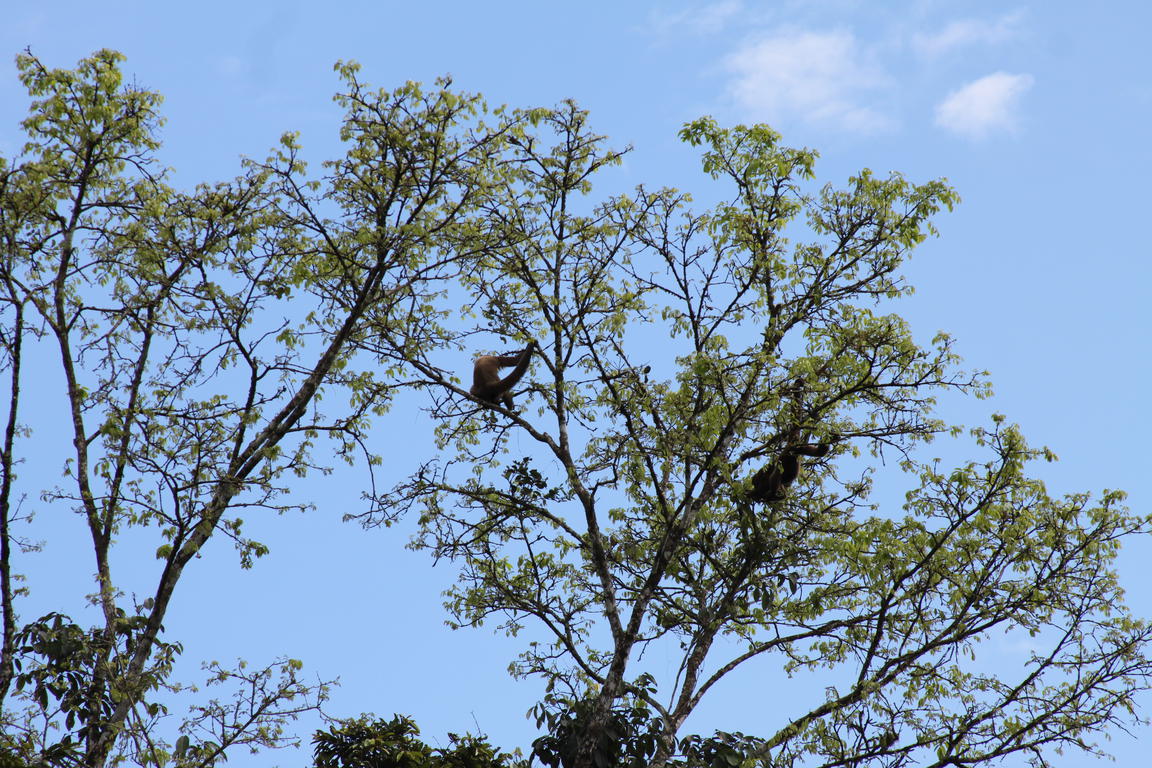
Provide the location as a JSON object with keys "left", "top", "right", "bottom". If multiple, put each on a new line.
{"left": 9, "top": 612, "right": 179, "bottom": 765}
{"left": 313, "top": 715, "right": 519, "bottom": 768}
{"left": 531, "top": 690, "right": 662, "bottom": 768}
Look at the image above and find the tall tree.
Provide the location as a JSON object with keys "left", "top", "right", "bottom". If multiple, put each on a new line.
{"left": 0, "top": 51, "right": 523, "bottom": 767}
{"left": 373, "top": 106, "right": 1152, "bottom": 767}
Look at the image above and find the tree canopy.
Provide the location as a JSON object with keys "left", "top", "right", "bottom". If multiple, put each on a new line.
{"left": 1, "top": 50, "right": 1149, "bottom": 768}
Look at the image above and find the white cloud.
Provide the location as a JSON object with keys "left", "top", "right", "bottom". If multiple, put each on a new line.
{"left": 723, "top": 29, "right": 892, "bottom": 133}
{"left": 934, "top": 72, "right": 1034, "bottom": 139}
{"left": 648, "top": 1, "right": 744, "bottom": 37}
{"left": 913, "top": 11, "right": 1025, "bottom": 57}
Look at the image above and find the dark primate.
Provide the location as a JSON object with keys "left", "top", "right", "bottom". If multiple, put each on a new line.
{"left": 470, "top": 340, "right": 537, "bottom": 408}
{"left": 747, "top": 442, "right": 831, "bottom": 502}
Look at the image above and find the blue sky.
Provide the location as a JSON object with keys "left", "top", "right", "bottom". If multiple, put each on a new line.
{"left": 2, "top": 1, "right": 1150, "bottom": 766}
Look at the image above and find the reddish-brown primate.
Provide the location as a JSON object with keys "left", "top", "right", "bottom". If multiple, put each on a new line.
{"left": 470, "top": 340, "right": 537, "bottom": 408}
{"left": 747, "top": 442, "right": 831, "bottom": 502}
